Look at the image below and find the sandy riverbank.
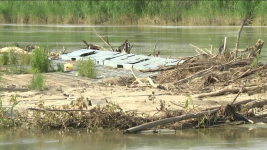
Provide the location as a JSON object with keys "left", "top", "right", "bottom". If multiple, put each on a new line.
{"left": 1, "top": 72, "right": 265, "bottom": 117}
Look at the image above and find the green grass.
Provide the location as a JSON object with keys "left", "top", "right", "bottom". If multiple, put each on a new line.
{"left": 0, "top": 1, "right": 266, "bottom": 25}
{"left": 30, "top": 73, "right": 46, "bottom": 91}
{"left": 30, "top": 47, "right": 52, "bottom": 73}
{"left": 77, "top": 58, "right": 96, "bottom": 78}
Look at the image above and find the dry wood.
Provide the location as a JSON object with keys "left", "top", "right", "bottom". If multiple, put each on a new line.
{"left": 234, "top": 18, "right": 247, "bottom": 58}
{"left": 202, "top": 99, "right": 255, "bottom": 111}
{"left": 124, "top": 108, "right": 219, "bottom": 133}
{"left": 153, "top": 41, "right": 158, "bottom": 57}
{"left": 139, "top": 66, "right": 175, "bottom": 73}
{"left": 235, "top": 63, "right": 267, "bottom": 80}
{"left": 130, "top": 67, "right": 143, "bottom": 84}
{"left": 243, "top": 99, "right": 267, "bottom": 109}
{"left": 174, "top": 60, "right": 250, "bottom": 85}
{"left": 235, "top": 112, "right": 254, "bottom": 124}
{"left": 174, "top": 66, "right": 214, "bottom": 85}
{"left": 147, "top": 77, "right": 158, "bottom": 88}
{"left": 190, "top": 44, "right": 211, "bottom": 56}
{"left": 106, "top": 36, "right": 114, "bottom": 52}
{"left": 221, "top": 37, "right": 227, "bottom": 56}
{"left": 231, "top": 86, "right": 245, "bottom": 104}
{"left": 254, "top": 112, "right": 267, "bottom": 118}
{"left": 197, "top": 85, "right": 266, "bottom": 98}
{"left": 93, "top": 29, "right": 112, "bottom": 51}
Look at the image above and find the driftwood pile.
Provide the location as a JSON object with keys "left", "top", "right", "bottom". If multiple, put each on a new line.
{"left": 152, "top": 38, "right": 265, "bottom": 97}
{"left": 26, "top": 96, "right": 267, "bottom": 133}
{"left": 137, "top": 19, "right": 266, "bottom": 98}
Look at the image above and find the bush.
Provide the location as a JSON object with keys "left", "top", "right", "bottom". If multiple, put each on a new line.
{"left": 56, "top": 63, "right": 64, "bottom": 72}
{"left": 0, "top": 52, "right": 9, "bottom": 65}
{"left": 30, "top": 73, "right": 46, "bottom": 90}
{"left": 9, "top": 50, "right": 19, "bottom": 65}
{"left": 21, "top": 53, "right": 31, "bottom": 66}
{"left": 77, "top": 58, "right": 96, "bottom": 78}
{"left": 31, "top": 47, "right": 52, "bottom": 73}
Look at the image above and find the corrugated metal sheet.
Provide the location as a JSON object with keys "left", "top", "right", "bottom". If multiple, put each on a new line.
{"left": 61, "top": 49, "right": 182, "bottom": 70}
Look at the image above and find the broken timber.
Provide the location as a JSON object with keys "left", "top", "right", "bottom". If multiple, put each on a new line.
{"left": 62, "top": 49, "right": 181, "bottom": 70}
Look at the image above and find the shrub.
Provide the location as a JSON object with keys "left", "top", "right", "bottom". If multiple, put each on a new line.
{"left": 30, "top": 73, "right": 46, "bottom": 90}
{"left": 0, "top": 52, "right": 9, "bottom": 65}
{"left": 56, "top": 63, "right": 64, "bottom": 72}
{"left": 77, "top": 58, "right": 96, "bottom": 78}
{"left": 21, "top": 53, "right": 31, "bottom": 66}
{"left": 9, "top": 49, "right": 19, "bottom": 65}
{"left": 31, "top": 47, "right": 52, "bottom": 73}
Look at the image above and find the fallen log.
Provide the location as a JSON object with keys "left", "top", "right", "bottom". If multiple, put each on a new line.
{"left": 124, "top": 108, "right": 219, "bottom": 133}
{"left": 139, "top": 66, "right": 175, "bottom": 73}
{"left": 243, "top": 99, "right": 267, "bottom": 109}
{"left": 254, "top": 112, "right": 267, "bottom": 118}
{"left": 197, "top": 85, "right": 266, "bottom": 98}
{"left": 202, "top": 99, "right": 255, "bottom": 111}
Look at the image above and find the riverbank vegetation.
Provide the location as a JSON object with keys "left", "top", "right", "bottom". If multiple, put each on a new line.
{"left": 0, "top": 1, "right": 266, "bottom": 25}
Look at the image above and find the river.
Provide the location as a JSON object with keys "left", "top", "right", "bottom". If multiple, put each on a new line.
{"left": 0, "top": 24, "right": 266, "bottom": 61}
{"left": 1, "top": 124, "right": 267, "bottom": 150}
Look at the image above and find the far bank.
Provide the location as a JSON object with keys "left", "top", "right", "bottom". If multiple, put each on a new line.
{"left": 0, "top": 1, "right": 266, "bottom": 26}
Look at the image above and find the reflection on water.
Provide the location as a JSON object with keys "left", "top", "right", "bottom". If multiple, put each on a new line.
{"left": 1, "top": 125, "right": 267, "bottom": 150}
{"left": 0, "top": 24, "right": 266, "bottom": 61}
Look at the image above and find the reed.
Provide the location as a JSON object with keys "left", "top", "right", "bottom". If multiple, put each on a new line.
{"left": 0, "top": 1, "right": 266, "bottom": 25}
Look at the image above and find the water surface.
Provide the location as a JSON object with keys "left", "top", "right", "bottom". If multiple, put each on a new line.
{"left": 0, "top": 24, "right": 266, "bottom": 61}
{"left": 1, "top": 125, "right": 267, "bottom": 150}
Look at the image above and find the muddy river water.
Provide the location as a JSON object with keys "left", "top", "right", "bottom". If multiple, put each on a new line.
{"left": 0, "top": 24, "right": 267, "bottom": 149}
{"left": 1, "top": 124, "right": 267, "bottom": 150}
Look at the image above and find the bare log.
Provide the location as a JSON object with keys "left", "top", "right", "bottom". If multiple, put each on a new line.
{"left": 124, "top": 108, "right": 219, "bottom": 133}
{"left": 243, "top": 99, "right": 267, "bottom": 109}
{"left": 139, "top": 66, "right": 175, "bottom": 73}
{"left": 221, "top": 37, "right": 227, "bottom": 56}
{"left": 197, "top": 85, "right": 266, "bottom": 98}
{"left": 254, "top": 112, "right": 267, "bottom": 118}
{"left": 202, "top": 99, "right": 255, "bottom": 111}
{"left": 234, "top": 18, "right": 247, "bottom": 58}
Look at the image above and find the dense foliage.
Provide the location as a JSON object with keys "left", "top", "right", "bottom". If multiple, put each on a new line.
{"left": 0, "top": 1, "right": 265, "bottom": 25}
